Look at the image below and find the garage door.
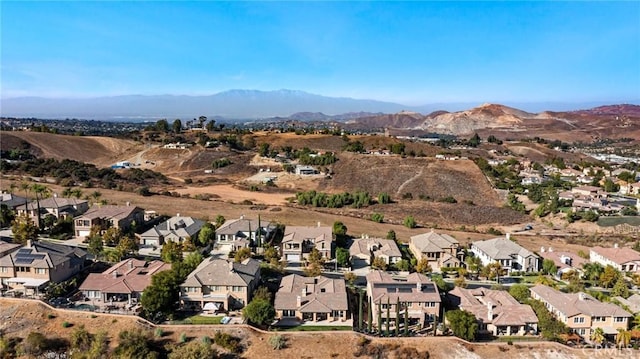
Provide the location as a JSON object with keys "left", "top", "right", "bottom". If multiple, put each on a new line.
{"left": 286, "top": 254, "right": 301, "bottom": 262}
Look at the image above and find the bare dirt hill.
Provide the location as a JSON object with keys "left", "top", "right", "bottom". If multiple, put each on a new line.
{"left": 0, "top": 131, "right": 141, "bottom": 166}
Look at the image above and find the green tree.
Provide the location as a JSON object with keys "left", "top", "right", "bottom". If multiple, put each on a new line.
{"left": 172, "top": 119, "right": 182, "bottom": 134}
{"left": 403, "top": 215, "right": 417, "bottom": 229}
{"left": 370, "top": 212, "right": 384, "bottom": 223}
{"left": 214, "top": 215, "right": 226, "bottom": 229}
{"left": 446, "top": 310, "right": 478, "bottom": 341}
{"left": 336, "top": 247, "right": 350, "bottom": 267}
{"left": 468, "top": 133, "right": 481, "bottom": 147}
{"left": 506, "top": 193, "right": 526, "bottom": 213}
{"left": 197, "top": 223, "right": 215, "bottom": 246}
{"left": 332, "top": 221, "right": 347, "bottom": 236}
{"left": 611, "top": 276, "right": 630, "bottom": 298}
{"left": 140, "top": 270, "right": 180, "bottom": 317}
{"left": 415, "top": 257, "right": 432, "bottom": 274}
{"left": 603, "top": 178, "right": 620, "bottom": 193}
{"left": 113, "top": 329, "right": 159, "bottom": 359}
{"left": 590, "top": 327, "right": 605, "bottom": 345}
{"left": 161, "top": 241, "right": 183, "bottom": 263}
{"left": 11, "top": 213, "right": 39, "bottom": 244}
{"left": 371, "top": 257, "right": 388, "bottom": 271}
{"left": 582, "top": 262, "right": 604, "bottom": 282}
{"left": 242, "top": 298, "right": 275, "bottom": 326}
{"left": 617, "top": 328, "right": 631, "bottom": 349}
{"left": 88, "top": 236, "right": 104, "bottom": 260}
{"left": 155, "top": 119, "right": 169, "bottom": 132}
{"left": 542, "top": 259, "right": 558, "bottom": 276}
{"left": 234, "top": 247, "right": 252, "bottom": 262}
{"left": 508, "top": 284, "right": 530, "bottom": 303}
{"left": 116, "top": 236, "right": 138, "bottom": 257}
{"left": 599, "top": 265, "right": 621, "bottom": 288}
{"left": 386, "top": 230, "right": 396, "bottom": 241}
{"left": 70, "top": 325, "right": 92, "bottom": 352}
{"left": 396, "top": 259, "right": 411, "bottom": 272}
{"left": 378, "top": 192, "right": 391, "bottom": 204}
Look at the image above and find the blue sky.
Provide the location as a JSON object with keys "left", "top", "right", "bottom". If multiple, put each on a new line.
{"left": 2, "top": 1, "right": 639, "bottom": 105}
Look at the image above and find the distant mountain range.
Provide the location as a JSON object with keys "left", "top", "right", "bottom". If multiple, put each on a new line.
{"left": 2, "top": 89, "right": 637, "bottom": 121}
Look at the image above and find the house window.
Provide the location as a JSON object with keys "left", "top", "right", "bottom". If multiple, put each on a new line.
{"left": 16, "top": 266, "right": 29, "bottom": 272}
{"left": 593, "top": 316, "right": 605, "bottom": 322}
{"left": 208, "top": 286, "right": 220, "bottom": 292}
{"left": 35, "top": 268, "right": 46, "bottom": 275}
{"left": 283, "top": 310, "right": 295, "bottom": 317}
{"left": 573, "top": 317, "right": 585, "bottom": 323}
{"left": 184, "top": 287, "right": 198, "bottom": 293}
{"left": 232, "top": 286, "right": 244, "bottom": 292}
{"left": 0, "top": 267, "right": 7, "bottom": 273}
{"left": 331, "top": 310, "right": 343, "bottom": 318}
{"left": 615, "top": 317, "right": 626, "bottom": 323}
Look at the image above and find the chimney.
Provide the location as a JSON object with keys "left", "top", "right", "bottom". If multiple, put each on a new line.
{"left": 296, "top": 295, "right": 301, "bottom": 307}
{"left": 27, "top": 240, "right": 32, "bottom": 248}
{"left": 302, "top": 287, "right": 307, "bottom": 297}
{"left": 53, "top": 193, "right": 57, "bottom": 198}
{"left": 240, "top": 214, "right": 244, "bottom": 220}
{"left": 548, "top": 247, "right": 553, "bottom": 252}
{"left": 541, "top": 247, "right": 545, "bottom": 253}
{"left": 416, "top": 281, "right": 422, "bottom": 291}
{"left": 578, "top": 292, "right": 586, "bottom": 301}
{"left": 614, "top": 243, "right": 619, "bottom": 248}
{"left": 176, "top": 213, "right": 180, "bottom": 217}
{"left": 112, "top": 271, "right": 118, "bottom": 278}
{"left": 126, "top": 201, "right": 130, "bottom": 206}
{"left": 487, "top": 301, "right": 494, "bottom": 320}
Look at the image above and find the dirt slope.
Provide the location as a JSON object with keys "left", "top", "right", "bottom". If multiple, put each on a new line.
{"left": 1, "top": 132, "right": 140, "bottom": 166}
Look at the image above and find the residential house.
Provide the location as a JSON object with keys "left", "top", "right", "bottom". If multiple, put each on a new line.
{"left": 139, "top": 215, "right": 206, "bottom": 247}
{"left": 0, "top": 240, "right": 87, "bottom": 295}
{"left": 179, "top": 257, "right": 261, "bottom": 311}
{"left": 571, "top": 186, "right": 603, "bottom": 198}
{"left": 215, "top": 216, "right": 274, "bottom": 251}
{"left": 366, "top": 271, "right": 441, "bottom": 329}
{"left": 295, "top": 165, "right": 317, "bottom": 175}
{"left": 590, "top": 245, "right": 640, "bottom": 273}
{"left": 74, "top": 204, "right": 145, "bottom": 239}
{"left": 78, "top": 258, "right": 170, "bottom": 304}
{"left": 274, "top": 274, "right": 349, "bottom": 323}
{"left": 0, "top": 193, "right": 29, "bottom": 210}
{"left": 448, "top": 287, "right": 538, "bottom": 336}
{"left": 470, "top": 235, "right": 540, "bottom": 274}
{"left": 530, "top": 285, "right": 631, "bottom": 340}
{"left": 409, "top": 231, "right": 463, "bottom": 272}
{"left": 0, "top": 241, "right": 21, "bottom": 258}
{"left": 539, "top": 247, "right": 587, "bottom": 278}
{"left": 280, "top": 225, "right": 333, "bottom": 262}
{"left": 16, "top": 197, "right": 89, "bottom": 228}
{"left": 349, "top": 236, "right": 402, "bottom": 266}
{"left": 613, "top": 294, "right": 640, "bottom": 314}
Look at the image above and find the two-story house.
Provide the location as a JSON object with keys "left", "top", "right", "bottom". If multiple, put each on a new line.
{"left": 74, "top": 204, "right": 145, "bottom": 239}
{"left": 366, "top": 271, "right": 441, "bottom": 330}
{"left": 590, "top": 245, "right": 640, "bottom": 273}
{"left": 78, "top": 258, "right": 170, "bottom": 304}
{"left": 179, "top": 257, "right": 261, "bottom": 311}
{"left": 280, "top": 225, "right": 333, "bottom": 262}
{"left": 0, "top": 193, "right": 29, "bottom": 210}
{"left": 409, "top": 231, "right": 463, "bottom": 272}
{"left": 448, "top": 287, "right": 538, "bottom": 336}
{"left": 0, "top": 240, "right": 87, "bottom": 296}
{"left": 539, "top": 247, "right": 586, "bottom": 278}
{"left": 215, "top": 216, "right": 274, "bottom": 252}
{"left": 139, "top": 215, "right": 206, "bottom": 247}
{"left": 274, "top": 274, "right": 349, "bottom": 323}
{"left": 471, "top": 235, "right": 540, "bottom": 274}
{"left": 349, "top": 236, "right": 402, "bottom": 266}
{"left": 16, "top": 197, "right": 89, "bottom": 228}
{"left": 530, "top": 285, "right": 631, "bottom": 341}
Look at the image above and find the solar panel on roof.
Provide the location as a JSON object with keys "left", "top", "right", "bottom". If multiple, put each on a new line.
{"left": 15, "top": 257, "right": 35, "bottom": 264}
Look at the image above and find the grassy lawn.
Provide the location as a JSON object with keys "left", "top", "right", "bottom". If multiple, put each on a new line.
{"left": 173, "top": 315, "right": 224, "bottom": 325}
{"left": 276, "top": 325, "right": 352, "bottom": 332}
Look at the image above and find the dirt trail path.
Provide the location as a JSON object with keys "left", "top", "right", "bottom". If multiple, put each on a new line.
{"left": 396, "top": 167, "right": 425, "bottom": 195}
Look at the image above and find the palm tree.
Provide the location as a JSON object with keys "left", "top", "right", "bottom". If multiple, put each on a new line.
{"left": 31, "top": 183, "right": 50, "bottom": 229}
{"left": 590, "top": 327, "right": 605, "bottom": 345}
{"left": 19, "top": 181, "right": 30, "bottom": 207}
{"left": 62, "top": 187, "right": 73, "bottom": 198}
{"left": 617, "top": 328, "right": 631, "bottom": 349}
{"left": 582, "top": 262, "right": 605, "bottom": 283}
{"left": 90, "top": 191, "right": 102, "bottom": 205}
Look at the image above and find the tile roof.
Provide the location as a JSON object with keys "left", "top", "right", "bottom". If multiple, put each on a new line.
{"left": 216, "top": 217, "right": 273, "bottom": 236}
{"left": 472, "top": 237, "right": 537, "bottom": 260}
{"left": 274, "top": 274, "right": 348, "bottom": 312}
{"left": 77, "top": 205, "right": 142, "bottom": 221}
{"left": 0, "top": 241, "right": 86, "bottom": 269}
{"left": 539, "top": 251, "right": 587, "bottom": 271}
{"left": 140, "top": 216, "right": 206, "bottom": 241}
{"left": 16, "top": 197, "right": 87, "bottom": 211}
{"left": 78, "top": 259, "right": 170, "bottom": 294}
{"left": 366, "top": 270, "right": 441, "bottom": 304}
{"left": 531, "top": 285, "right": 631, "bottom": 318}
{"left": 181, "top": 257, "right": 260, "bottom": 288}
{"left": 350, "top": 237, "right": 401, "bottom": 259}
{"left": 281, "top": 226, "right": 333, "bottom": 245}
{"left": 410, "top": 231, "right": 459, "bottom": 253}
{"left": 448, "top": 287, "right": 538, "bottom": 326}
{"left": 591, "top": 246, "right": 640, "bottom": 265}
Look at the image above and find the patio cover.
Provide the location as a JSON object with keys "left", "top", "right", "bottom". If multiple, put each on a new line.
{"left": 203, "top": 302, "right": 220, "bottom": 311}
{"left": 6, "top": 277, "right": 49, "bottom": 288}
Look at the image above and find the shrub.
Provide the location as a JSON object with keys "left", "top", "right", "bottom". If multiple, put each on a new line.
{"left": 154, "top": 328, "right": 164, "bottom": 338}
{"left": 62, "top": 321, "right": 72, "bottom": 328}
{"left": 268, "top": 334, "right": 286, "bottom": 350}
{"left": 47, "top": 313, "right": 56, "bottom": 319}
{"left": 213, "top": 331, "right": 241, "bottom": 353}
{"left": 201, "top": 336, "right": 211, "bottom": 345}
{"left": 403, "top": 216, "right": 417, "bottom": 228}
{"left": 179, "top": 333, "right": 187, "bottom": 343}
{"left": 90, "top": 314, "right": 97, "bottom": 319}
{"left": 370, "top": 212, "right": 384, "bottom": 223}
